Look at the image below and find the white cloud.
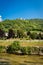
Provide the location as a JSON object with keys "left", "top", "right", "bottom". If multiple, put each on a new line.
{"left": 0, "top": 15, "right": 2, "bottom": 22}
{"left": 0, "top": 15, "right": 2, "bottom": 18}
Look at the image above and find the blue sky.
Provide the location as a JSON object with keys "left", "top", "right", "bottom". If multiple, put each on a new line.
{"left": 0, "top": 0, "right": 43, "bottom": 20}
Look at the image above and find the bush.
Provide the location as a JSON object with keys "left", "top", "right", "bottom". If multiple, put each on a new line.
{"left": 39, "top": 33, "right": 43, "bottom": 39}
{"left": 0, "top": 29, "right": 5, "bottom": 39}
{"left": 7, "top": 29, "right": 15, "bottom": 39}
{"left": 6, "top": 41, "right": 20, "bottom": 54}
{"left": 27, "top": 31, "right": 31, "bottom": 36}
{"left": 27, "top": 47, "right": 31, "bottom": 55}
{"left": 40, "top": 34, "right": 43, "bottom": 39}
{"left": 17, "top": 30, "right": 24, "bottom": 38}
{"left": 39, "top": 47, "right": 43, "bottom": 53}
{"left": 31, "top": 47, "right": 39, "bottom": 55}
{"left": 29, "top": 33, "right": 38, "bottom": 39}
{"left": 20, "top": 47, "right": 31, "bottom": 55}
{"left": 20, "top": 47, "right": 27, "bottom": 55}
{"left": 0, "top": 46, "right": 5, "bottom": 53}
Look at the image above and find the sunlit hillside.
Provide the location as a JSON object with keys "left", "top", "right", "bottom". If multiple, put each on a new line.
{"left": 0, "top": 19, "right": 43, "bottom": 32}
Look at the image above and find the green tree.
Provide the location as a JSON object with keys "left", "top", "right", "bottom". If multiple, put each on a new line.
{"left": 6, "top": 41, "right": 20, "bottom": 54}
{"left": 7, "top": 29, "right": 15, "bottom": 39}
{"left": 27, "top": 31, "right": 31, "bottom": 36}
{"left": 0, "top": 29, "right": 5, "bottom": 39}
{"left": 30, "top": 33, "right": 38, "bottom": 39}
{"left": 17, "top": 30, "right": 24, "bottom": 38}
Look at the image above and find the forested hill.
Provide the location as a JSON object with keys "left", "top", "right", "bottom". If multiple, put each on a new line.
{"left": 0, "top": 19, "right": 43, "bottom": 32}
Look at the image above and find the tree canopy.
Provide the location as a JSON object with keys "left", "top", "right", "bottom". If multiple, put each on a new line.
{"left": 0, "top": 19, "right": 43, "bottom": 32}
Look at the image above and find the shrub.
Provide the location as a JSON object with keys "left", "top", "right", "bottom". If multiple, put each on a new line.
{"left": 7, "top": 29, "right": 15, "bottom": 39}
{"left": 27, "top": 31, "right": 31, "bottom": 36}
{"left": 0, "top": 29, "right": 5, "bottom": 39}
{"left": 20, "top": 47, "right": 31, "bottom": 55}
{"left": 17, "top": 30, "right": 24, "bottom": 38}
{"left": 39, "top": 47, "right": 43, "bottom": 53}
{"left": 6, "top": 41, "right": 20, "bottom": 54}
{"left": 31, "top": 47, "right": 39, "bottom": 55}
{"left": 29, "top": 33, "right": 38, "bottom": 39}
{"left": 41, "top": 34, "right": 43, "bottom": 39}
{"left": 0, "top": 46, "right": 5, "bottom": 53}
{"left": 27, "top": 47, "right": 31, "bottom": 55}
{"left": 38, "top": 33, "right": 41, "bottom": 39}
{"left": 20, "top": 47, "right": 27, "bottom": 55}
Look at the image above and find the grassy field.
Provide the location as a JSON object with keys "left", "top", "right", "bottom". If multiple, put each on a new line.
{"left": 0, "top": 39, "right": 43, "bottom": 47}
{"left": 0, "top": 39, "right": 43, "bottom": 65}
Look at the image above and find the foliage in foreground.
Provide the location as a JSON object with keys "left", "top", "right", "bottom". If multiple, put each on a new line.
{"left": 6, "top": 41, "right": 20, "bottom": 53}
{"left": 6, "top": 41, "right": 43, "bottom": 55}
{"left": 0, "top": 46, "right": 5, "bottom": 53}
{"left": 0, "top": 41, "right": 43, "bottom": 55}
{"left": 6, "top": 41, "right": 32, "bottom": 54}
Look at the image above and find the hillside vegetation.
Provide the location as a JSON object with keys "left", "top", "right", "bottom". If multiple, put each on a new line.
{"left": 0, "top": 19, "right": 43, "bottom": 65}
{"left": 0, "top": 19, "right": 43, "bottom": 32}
